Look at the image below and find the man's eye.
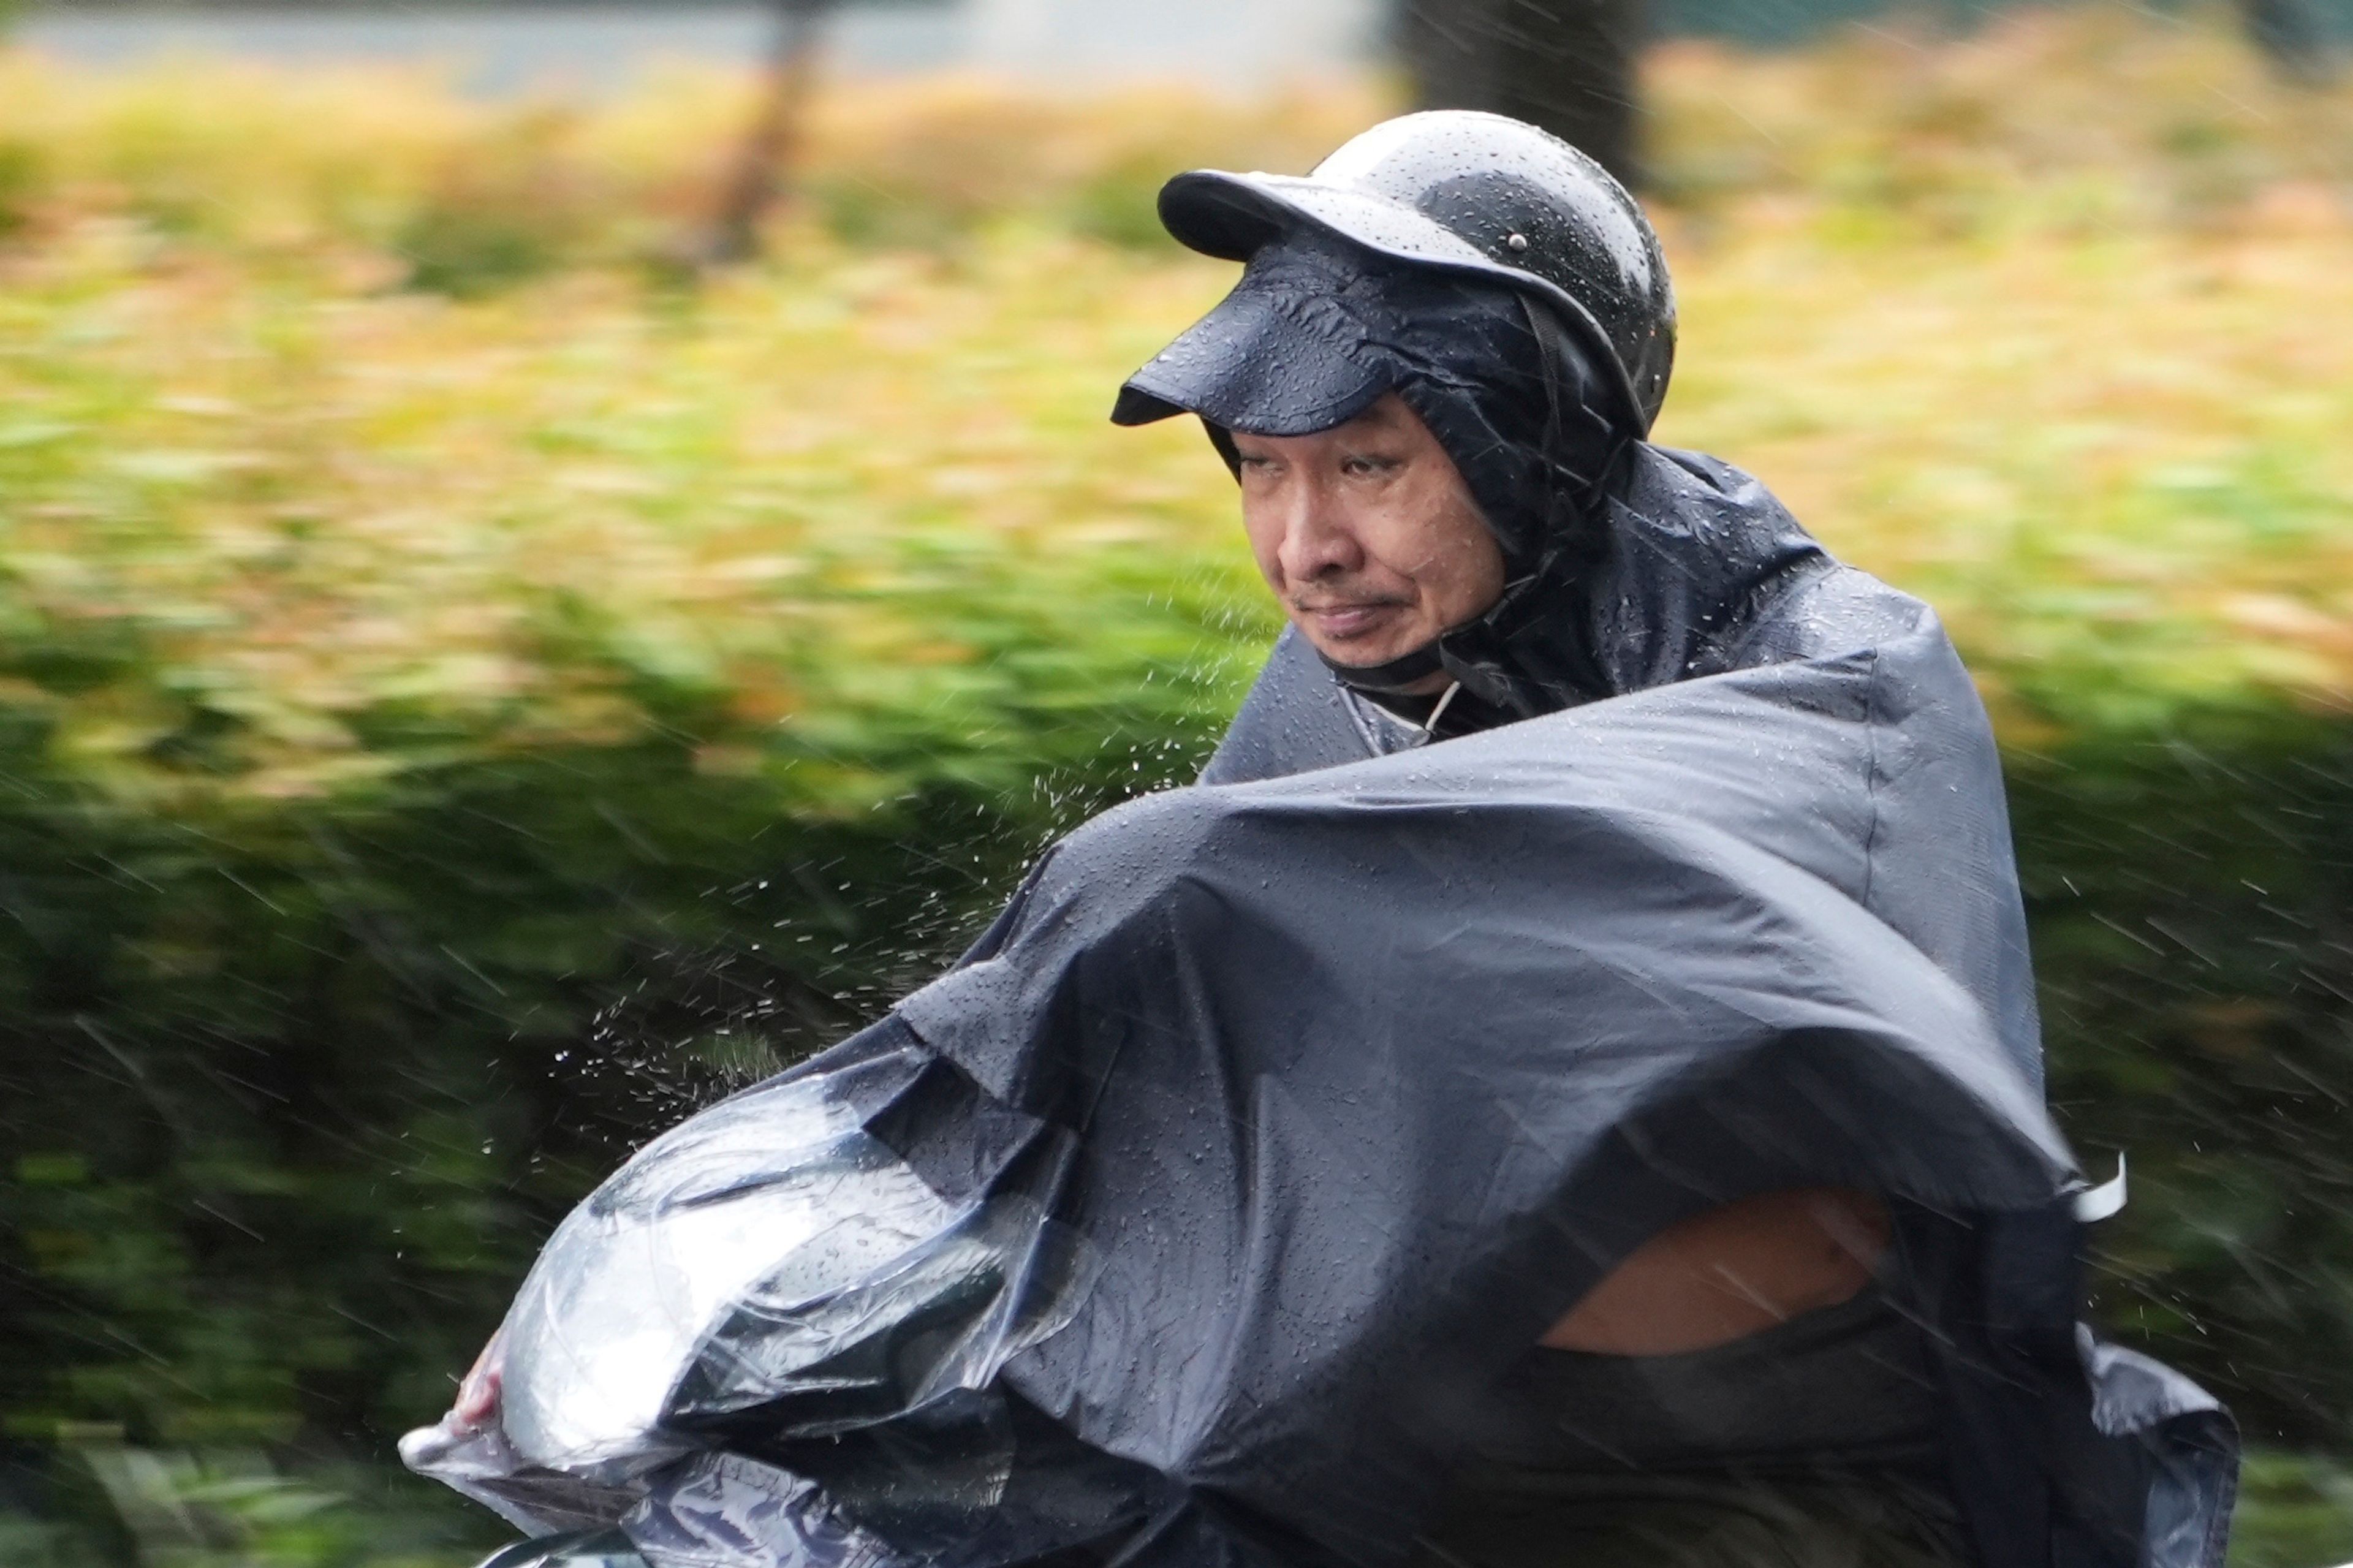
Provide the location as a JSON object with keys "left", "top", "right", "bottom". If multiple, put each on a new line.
{"left": 1343, "top": 455, "right": 1401, "bottom": 476}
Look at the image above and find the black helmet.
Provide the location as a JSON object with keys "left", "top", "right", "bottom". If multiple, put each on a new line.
{"left": 1143, "top": 110, "right": 1675, "bottom": 435}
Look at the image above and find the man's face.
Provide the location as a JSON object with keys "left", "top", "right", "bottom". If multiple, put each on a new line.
{"left": 1232, "top": 395, "right": 1505, "bottom": 683}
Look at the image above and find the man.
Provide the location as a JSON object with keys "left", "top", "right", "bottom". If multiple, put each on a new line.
{"left": 411, "top": 113, "right": 2237, "bottom": 1568}
{"left": 1120, "top": 259, "right": 1893, "bottom": 1369}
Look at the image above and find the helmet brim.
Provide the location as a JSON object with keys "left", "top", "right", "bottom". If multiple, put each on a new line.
{"left": 1157, "top": 169, "right": 1654, "bottom": 437}
{"left": 1110, "top": 265, "right": 1390, "bottom": 436}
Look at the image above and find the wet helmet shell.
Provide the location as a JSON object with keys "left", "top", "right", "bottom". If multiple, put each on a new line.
{"left": 1156, "top": 110, "right": 1676, "bottom": 436}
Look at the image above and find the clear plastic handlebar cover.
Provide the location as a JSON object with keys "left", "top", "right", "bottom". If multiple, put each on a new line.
{"left": 402, "top": 1034, "right": 1099, "bottom": 1561}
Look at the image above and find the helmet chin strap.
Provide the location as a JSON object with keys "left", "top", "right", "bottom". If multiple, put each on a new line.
{"left": 1315, "top": 638, "right": 1447, "bottom": 696}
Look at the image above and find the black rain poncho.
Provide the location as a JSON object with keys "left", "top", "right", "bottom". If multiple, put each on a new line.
{"left": 407, "top": 260, "right": 2237, "bottom": 1568}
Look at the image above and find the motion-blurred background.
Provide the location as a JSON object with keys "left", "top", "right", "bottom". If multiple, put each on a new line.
{"left": 1, "top": 0, "right": 2349, "bottom": 1563}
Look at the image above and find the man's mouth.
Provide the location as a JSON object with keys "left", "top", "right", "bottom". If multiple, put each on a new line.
{"left": 1295, "top": 599, "right": 1408, "bottom": 640}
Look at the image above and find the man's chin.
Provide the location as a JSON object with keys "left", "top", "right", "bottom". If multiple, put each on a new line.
{"left": 1300, "top": 627, "right": 1456, "bottom": 695}
{"left": 1308, "top": 634, "right": 1419, "bottom": 671}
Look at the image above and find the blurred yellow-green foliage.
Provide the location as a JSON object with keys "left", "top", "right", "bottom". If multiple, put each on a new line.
{"left": 1, "top": 4, "right": 2349, "bottom": 798}
{"left": 3, "top": 12, "right": 2353, "bottom": 1567}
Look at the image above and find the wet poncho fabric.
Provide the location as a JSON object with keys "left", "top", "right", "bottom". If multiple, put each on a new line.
{"left": 404, "top": 439, "right": 2237, "bottom": 1568}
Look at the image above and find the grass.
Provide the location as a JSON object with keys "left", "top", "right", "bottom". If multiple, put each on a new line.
{"left": 2, "top": 7, "right": 2351, "bottom": 1564}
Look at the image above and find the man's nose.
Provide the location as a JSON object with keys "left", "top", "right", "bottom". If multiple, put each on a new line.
{"left": 1275, "top": 479, "right": 1365, "bottom": 584}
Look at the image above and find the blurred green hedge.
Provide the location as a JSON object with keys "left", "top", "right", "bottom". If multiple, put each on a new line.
{"left": 2017, "top": 708, "right": 2353, "bottom": 1446}
{"left": 0, "top": 549, "right": 1260, "bottom": 1564}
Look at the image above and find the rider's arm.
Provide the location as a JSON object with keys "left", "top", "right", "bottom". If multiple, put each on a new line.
{"left": 1540, "top": 1187, "right": 1891, "bottom": 1355}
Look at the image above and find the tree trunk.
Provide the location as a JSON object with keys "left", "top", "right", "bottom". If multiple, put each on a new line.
{"left": 1395, "top": 0, "right": 1648, "bottom": 190}
{"left": 703, "top": 0, "right": 836, "bottom": 265}
{"left": 2237, "top": 0, "right": 2342, "bottom": 85}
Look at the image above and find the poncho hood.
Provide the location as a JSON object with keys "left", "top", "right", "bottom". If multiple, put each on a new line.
{"left": 1114, "top": 235, "right": 1834, "bottom": 722}
{"left": 1112, "top": 234, "right": 1623, "bottom": 586}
